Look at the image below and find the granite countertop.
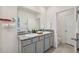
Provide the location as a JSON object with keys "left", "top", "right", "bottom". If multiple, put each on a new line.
{"left": 18, "top": 31, "right": 51, "bottom": 40}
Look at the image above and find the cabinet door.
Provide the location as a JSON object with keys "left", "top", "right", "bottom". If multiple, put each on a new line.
{"left": 45, "top": 38, "right": 50, "bottom": 51}
{"left": 77, "top": 40, "right": 79, "bottom": 49}
{"left": 50, "top": 37, "right": 54, "bottom": 47}
{"left": 32, "top": 37, "right": 38, "bottom": 43}
{"left": 22, "top": 39, "right": 32, "bottom": 47}
{"left": 22, "top": 43, "right": 35, "bottom": 53}
{"left": 36, "top": 40, "right": 44, "bottom": 53}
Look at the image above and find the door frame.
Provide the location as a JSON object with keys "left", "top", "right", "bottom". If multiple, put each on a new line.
{"left": 56, "top": 7, "right": 77, "bottom": 53}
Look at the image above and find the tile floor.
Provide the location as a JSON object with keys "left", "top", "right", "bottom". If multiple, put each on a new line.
{"left": 46, "top": 43, "right": 74, "bottom": 53}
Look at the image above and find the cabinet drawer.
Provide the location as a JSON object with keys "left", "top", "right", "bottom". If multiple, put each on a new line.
{"left": 32, "top": 37, "right": 38, "bottom": 42}
{"left": 45, "top": 34, "right": 49, "bottom": 38}
{"left": 49, "top": 34, "right": 52, "bottom": 37}
{"left": 50, "top": 37, "right": 54, "bottom": 39}
{"left": 22, "top": 39, "right": 32, "bottom": 46}
{"left": 50, "top": 33, "right": 54, "bottom": 37}
{"left": 39, "top": 36, "right": 44, "bottom": 40}
{"left": 22, "top": 43, "right": 35, "bottom": 53}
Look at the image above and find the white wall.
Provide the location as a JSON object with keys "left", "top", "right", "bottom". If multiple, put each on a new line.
{"left": 77, "top": 7, "right": 79, "bottom": 33}
{"left": 0, "top": 6, "right": 17, "bottom": 19}
{"left": 23, "top": 6, "right": 40, "bottom": 13}
{"left": 0, "top": 6, "right": 18, "bottom": 52}
{"left": 40, "top": 7, "right": 47, "bottom": 29}
{"left": 47, "top": 6, "right": 76, "bottom": 48}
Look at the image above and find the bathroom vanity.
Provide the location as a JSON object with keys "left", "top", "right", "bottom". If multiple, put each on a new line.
{"left": 18, "top": 31, "right": 54, "bottom": 53}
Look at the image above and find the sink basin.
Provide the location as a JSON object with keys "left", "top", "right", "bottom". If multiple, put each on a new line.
{"left": 25, "top": 33, "right": 38, "bottom": 37}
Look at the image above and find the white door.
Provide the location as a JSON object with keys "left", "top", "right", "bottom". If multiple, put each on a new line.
{"left": 64, "top": 9, "right": 76, "bottom": 46}
{"left": 64, "top": 11, "right": 75, "bottom": 45}
{"left": 57, "top": 8, "right": 76, "bottom": 46}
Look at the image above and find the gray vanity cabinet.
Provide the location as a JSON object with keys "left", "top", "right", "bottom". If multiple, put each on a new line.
{"left": 36, "top": 39, "right": 44, "bottom": 53}
{"left": 19, "top": 31, "right": 54, "bottom": 53}
{"left": 44, "top": 34, "right": 50, "bottom": 51}
{"left": 22, "top": 43, "right": 35, "bottom": 53}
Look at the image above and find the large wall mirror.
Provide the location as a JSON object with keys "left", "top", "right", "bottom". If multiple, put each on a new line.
{"left": 17, "top": 6, "right": 40, "bottom": 32}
